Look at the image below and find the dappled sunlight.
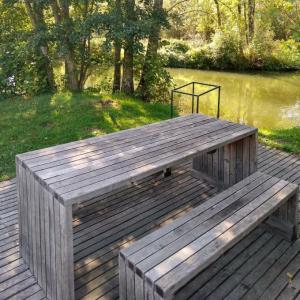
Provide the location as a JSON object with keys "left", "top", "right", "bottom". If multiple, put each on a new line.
{"left": 0, "top": 90, "right": 171, "bottom": 180}
{"left": 50, "top": 91, "right": 73, "bottom": 106}
{"left": 70, "top": 161, "right": 218, "bottom": 298}
{"left": 89, "top": 128, "right": 105, "bottom": 136}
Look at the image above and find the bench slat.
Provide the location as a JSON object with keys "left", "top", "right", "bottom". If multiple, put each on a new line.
{"left": 132, "top": 174, "right": 277, "bottom": 272}
{"left": 60, "top": 127, "right": 255, "bottom": 204}
{"left": 29, "top": 116, "right": 212, "bottom": 170}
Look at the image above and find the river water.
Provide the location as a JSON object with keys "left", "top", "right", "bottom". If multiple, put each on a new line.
{"left": 169, "top": 68, "right": 300, "bottom": 129}
{"left": 87, "top": 68, "right": 300, "bottom": 129}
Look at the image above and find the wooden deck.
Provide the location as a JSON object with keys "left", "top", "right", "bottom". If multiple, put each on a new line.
{"left": 0, "top": 144, "right": 299, "bottom": 300}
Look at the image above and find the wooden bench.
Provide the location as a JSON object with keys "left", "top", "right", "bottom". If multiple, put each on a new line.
{"left": 16, "top": 114, "right": 258, "bottom": 299}
{"left": 119, "top": 171, "right": 298, "bottom": 300}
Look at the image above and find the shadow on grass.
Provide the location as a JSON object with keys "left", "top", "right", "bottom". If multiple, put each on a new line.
{"left": 0, "top": 92, "right": 170, "bottom": 181}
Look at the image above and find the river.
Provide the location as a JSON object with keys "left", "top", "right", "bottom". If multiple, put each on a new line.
{"left": 87, "top": 68, "right": 300, "bottom": 129}
{"left": 169, "top": 69, "right": 300, "bottom": 129}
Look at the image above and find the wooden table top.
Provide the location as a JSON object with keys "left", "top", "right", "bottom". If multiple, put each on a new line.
{"left": 16, "top": 114, "right": 257, "bottom": 205}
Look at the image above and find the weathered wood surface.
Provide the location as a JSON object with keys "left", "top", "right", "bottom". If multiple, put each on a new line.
{"left": 70, "top": 144, "right": 300, "bottom": 300}
{"left": 17, "top": 160, "right": 74, "bottom": 300}
{"left": 192, "top": 133, "right": 257, "bottom": 188}
{"left": 0, "top": 179, "right": 46, "bottom": 300}
{"left": 15, "top": 115, "right": 257, "bottom": 300}
{"left": 120, "top": 171, "right": 298, "bottom": 299}
{"left": 16, "top": 114, "right": 257, "bottom": 205}
{"left": 0, "top": 144, "right": 299, "bottom": 299}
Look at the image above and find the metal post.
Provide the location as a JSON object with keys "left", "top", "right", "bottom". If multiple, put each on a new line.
{"left": 170, "top": 91, "right": 174, "bottom": 118}
{"left": 217, "top": 86, "right": 221, "bottom": 118}
{"left": 192, "top": 82, "right": 195, "bottom": 113}
{"left": 196, "top": 95, "right": 199, "bottom": 114}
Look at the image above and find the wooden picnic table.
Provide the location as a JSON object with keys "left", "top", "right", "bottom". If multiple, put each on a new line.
{"left": 16, "top": 114, "right": 257, "bottom": 300}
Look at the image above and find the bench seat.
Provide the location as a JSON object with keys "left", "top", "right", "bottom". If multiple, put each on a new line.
{"left": 119, "top": 171, "right": 298, "bottom": 300}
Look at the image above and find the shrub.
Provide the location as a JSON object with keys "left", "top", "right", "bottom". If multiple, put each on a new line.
{"left": 185, "top": 48, "right": 213, "bottom": 69}
{"left": 165, "top": 40, "right": 191, "bottom": 54}
{"left": 209, "top": 30, "right": 246, "bottom": 70}
{"left": 160, "top": 34, "right": 300, "bottom": 71}
{"left": 272, "top": 40, "right": 300, "bottom": 70}
{"left": 136, "top": 56, "right": 174, "bottom": 103}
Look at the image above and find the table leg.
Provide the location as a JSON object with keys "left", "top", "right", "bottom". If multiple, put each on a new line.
{"left": 17, "top": 161, "right": 75, "bottom": 300}
{"left": 192, "top": 133, "right": 257, "bottom": 188}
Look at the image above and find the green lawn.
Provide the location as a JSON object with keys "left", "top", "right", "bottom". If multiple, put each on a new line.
{"left": 0, "top": 92, "right": 170, "bottom": 181}
{"left": 0, "top": 92, "right": 299, "bottom": 182}
{"left": 259, "top": 127, "right": 300, "bottom": 154}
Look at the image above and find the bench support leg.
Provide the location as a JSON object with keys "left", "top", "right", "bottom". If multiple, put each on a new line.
{"left": 17, "top": 161, "right": 75, "bottom": 300}
{"left": 192, "top": 133, "right": 257, "bottom": 188}
{"left": 263, "top": 192, "right": 299, "bottom": 241}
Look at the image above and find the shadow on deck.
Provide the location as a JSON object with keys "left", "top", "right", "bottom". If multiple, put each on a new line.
{"left": 0, "top": 144, "right": 299, "bottom": 299}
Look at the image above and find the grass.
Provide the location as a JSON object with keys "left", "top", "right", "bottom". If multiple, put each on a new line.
{"left": 259, "top": 127, "right": 300, "bottom": 154}
{"left": 0, "top": 92, "right": 170, "bottom": 181}
{"left": 1, "top": 92, "right": 299, "bottom": 182}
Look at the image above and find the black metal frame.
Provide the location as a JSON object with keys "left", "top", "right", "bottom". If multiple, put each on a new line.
{"left": 170, "top": 81, "right": 221, "bottom": 119}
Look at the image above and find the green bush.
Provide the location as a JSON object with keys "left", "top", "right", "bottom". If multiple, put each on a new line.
{"left": 165, "top": 40, "right": 191, "bottom": 54}
{"left": 185, "top": 48, "right": 213, "bottom": 69}
{"left": 0, "top": 46, "right": 52, "bottom": 99}
{"left": 136, "top": 56, "right": 174, "bottom": 103}
{"left": 209, "top": 30, "right": 246, "bottom": 70}
{"left": 272, "top": 39, "right": 300, "bottom": 70}
{"left": 160, "top": 34, "right": 300, "bottom": 71}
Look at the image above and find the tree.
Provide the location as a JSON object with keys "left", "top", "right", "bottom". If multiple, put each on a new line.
{"left": 137, "top": 0, "right": 165, "bottom": 101}
{"left": 48, "top": 0, "right": 79, "bottom": 91}
{"left": 248, "top": 0, "right": 255, "bottom": 42}
{"left": 113, "top": 40, "right": 122, "bottom": 93}
{"left": 0, "top": 0, "right": 55, "bottom": 96}
{"left": 112, "top": 0, "right": 122, "bottom": 93}
{"left": 213, "top": 0, "right": 221, "bottom": 28}
{"left": 24, "top": 0, "right": 56, "bottom": 91}
{"left": 121, "top": 0, "right": 135, "bottom": 95}
{"left": 46, "top": 0, "right": 98, "bottom": 92}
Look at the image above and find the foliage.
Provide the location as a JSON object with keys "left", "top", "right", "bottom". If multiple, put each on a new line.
{"left": 0, "top": 2, "right": 51, "bottom": 98}
{"left": 0, "top": 0, "right": 299, "bottom": 99}
{"left": 210, "top": 30, "right": 245, "bottom": 70}
{"left": 136, "top": 55, "right": 174, "bottom": 103}
{"left": 0, "top": 92, "right": 170, "bottom": 181}
{"left": 160, "top": 37, "right": 300, "bottom": 71}
{"left": 0, "top": 0, "right": 171, "bottom": 100}
{"left": 163, "top": 0, "right": 300, "bottom": 71}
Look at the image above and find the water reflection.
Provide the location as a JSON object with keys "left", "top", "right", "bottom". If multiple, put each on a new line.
{"left": 168, "top": 68, "right": 300, "bottom": 129}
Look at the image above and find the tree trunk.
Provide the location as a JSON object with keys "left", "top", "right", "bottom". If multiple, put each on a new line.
{"left": 121, "top": 43, "right": 134, "bottom": 94}
{"left": 112, "top": 0, "right": 122, "bottom": 93}
{"left": 248, "top": 0, "right": 255, "bottom": 41}
{"left": 24, "top": 0, "right": 56, "bottom": 91}
{"left": 243, "top": 2, "right": 249, "bottom": 44}
{"left": 65, "top": 56, "right": 79, "bottom": 91}
{"left": 237, "top": 1, "right": 244, "bottom": 56}
{"left": 213, "top": 0, "right": 222, "bottom": 28}
{"left": 137, "top": 0, "right": 163, "bottom": 101}
{"left": 49, "top": 0, "right": 80, "bottom": 92}
{"left": 113, "top": 41, "right": 121, "bottom": 93}
{"left": 121, "top": 0, "right": 135, "bottom": 95}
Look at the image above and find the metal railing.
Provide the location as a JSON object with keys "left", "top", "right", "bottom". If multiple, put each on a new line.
{"left": 170, "top": 82, "right": 221, "bottom": 118}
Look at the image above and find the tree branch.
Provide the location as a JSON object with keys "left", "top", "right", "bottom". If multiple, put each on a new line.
{"left": 167, "top": 0, "right": 190, "bottom": 13}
